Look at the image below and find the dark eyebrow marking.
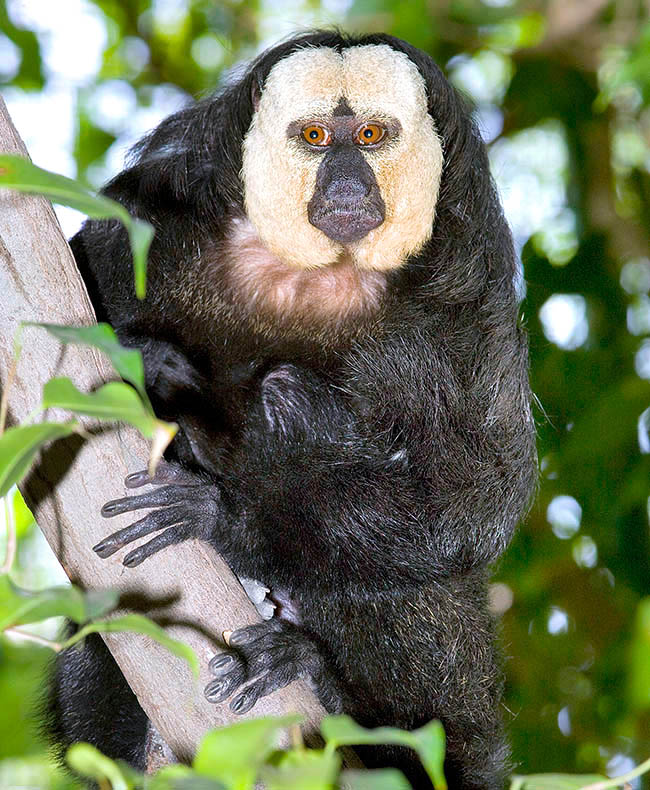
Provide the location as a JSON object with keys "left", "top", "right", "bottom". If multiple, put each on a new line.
{"left": 332, "top": 97, "right": 354, "bottom": 116}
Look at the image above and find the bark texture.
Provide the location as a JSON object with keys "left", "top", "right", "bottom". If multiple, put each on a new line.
{"left": 0, "top": 96, "right": 328, "bottom": 765}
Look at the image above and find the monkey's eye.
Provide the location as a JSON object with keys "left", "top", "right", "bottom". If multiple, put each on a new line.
{"left": 355, "top": 123, "right": 386, "bottom": 146}
{"left": 302, "top": 124, "right": 332, "bottom": 147}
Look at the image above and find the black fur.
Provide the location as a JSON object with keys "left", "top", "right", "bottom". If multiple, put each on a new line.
{"left": 48, "top": 32, "right": 536, "bottom": 789}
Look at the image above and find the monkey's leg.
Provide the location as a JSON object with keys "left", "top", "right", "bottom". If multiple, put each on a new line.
{"left": 46, "top": 631, "right": 149, "bottom": 769}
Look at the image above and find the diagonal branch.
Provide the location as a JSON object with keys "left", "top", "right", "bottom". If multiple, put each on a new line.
{"left": 0, "top": 95, "right": 330, "bottom": 768}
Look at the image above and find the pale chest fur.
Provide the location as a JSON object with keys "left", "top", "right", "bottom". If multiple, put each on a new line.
{"left": 216, "top": 218, "right": 388, "bottom": 333}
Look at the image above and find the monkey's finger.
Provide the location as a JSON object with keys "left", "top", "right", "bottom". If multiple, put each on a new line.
{"left": 125, "top": 463, "right": 201, "bottom": 489}
{"left": 122, "top": 524, "right": 193, "bottom": 567}
{"left": 210, "top": 645, "right": 279, "bottom": 681}
{"left": 209, "top": 651, "right": 242, "bottom": 676}
{"left": 204, "top": 663, "right": 247, "bottom": 704}
{"left": 101, "top": 485, "right": 196, "bottom": 517}
{"left": 229, "top": 663, "right": 301, "bottom": 714}
{"left": 228, "top": 620, "right": 283, "bottom": 647}
{"left": 93, "top": 506, "right": 189, "bottom": 558}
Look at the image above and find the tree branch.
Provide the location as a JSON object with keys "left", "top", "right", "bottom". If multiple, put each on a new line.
{"left": 0, "top": 96, "right": 330, "bottom": 766}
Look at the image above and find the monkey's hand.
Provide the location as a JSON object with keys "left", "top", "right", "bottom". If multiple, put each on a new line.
{"left": 93, "top": 461, "right": 222, "bottom": 567}
{"left": 205, "top": 620, "right": 343, "bottom": 714}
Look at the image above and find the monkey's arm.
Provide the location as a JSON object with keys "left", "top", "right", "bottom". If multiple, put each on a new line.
{"left": 96, "top": 326, "right": 535, "bottom": 583}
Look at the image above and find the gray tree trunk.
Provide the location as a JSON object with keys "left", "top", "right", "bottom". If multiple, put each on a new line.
{"left": 0, "top": 96, "right": 331, "bottom": 767}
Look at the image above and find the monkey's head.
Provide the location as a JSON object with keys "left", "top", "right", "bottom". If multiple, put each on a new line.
{"left": 241, "top": 42, "right": 443, "bottom": 272}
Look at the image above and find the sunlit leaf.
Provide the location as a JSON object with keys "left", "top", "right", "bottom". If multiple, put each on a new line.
{"left": 148, "top": 419, "right": 179, "bottom": 477}
{"left": 410, "top": 720, "right": 446, "bottom": 790}
{"left": 509, "top": 774, "right": 608, "bottom": 790}
{"left": 0, "top": 578, "right": 118, "bottom": 631}
{"left": 321, "top": 716, "right": 445, "bottom": 790}
{"left": 126, "top": 221, "right": 153, "bottom": 300}
{"left": 66, "top": 743, "right": 135, "bottom": 790}
{"left": 40, "top": 377, "right": 177, "bottom": 472}
{"left": 263, "top": 748, "right": 340, "bottom": 790}
{"left": 0, "top": 154, "right": 129, "bottom": 220}
{"left": 65, "top": 614, "right": 199, "bottom": 676}
{"left": 321, "top": 715, "right": 416, "bottom": 750}
{"left": 0, "top": 154, "right": 152, "bottom": 297}
{"left": 341, "top": 768, "right": 412, "bottom": 790}
{"left": 148, "top": 764, "right": 225, "bottom": 790}
{"left": 28, "top": 323, "right": 147, "bottom": 404}
{"left": 0, "top": 422, "right": 78, "bottom": 498}
{"left": 194, "top": 716, "right": 301, "bottom": 789}
{"left": 42, "top": 377, "right": 158, "bottom": 436}
{"left": 628, "top": 597, "right": 650, "bottom": 711}
{"left": 10, "top": 487, "right": 35, "bottom": 537}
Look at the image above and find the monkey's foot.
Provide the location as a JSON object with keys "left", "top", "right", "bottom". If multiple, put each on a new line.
{"left": 93, "top": 461, "right": 222, "bottom": 567}
{"left": 205, "top": 620, "right": 341, "bottom": 714}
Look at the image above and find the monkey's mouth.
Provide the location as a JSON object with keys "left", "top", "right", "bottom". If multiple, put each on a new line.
{"left": 308, "top": 204, "right": 384, "bottom": 244}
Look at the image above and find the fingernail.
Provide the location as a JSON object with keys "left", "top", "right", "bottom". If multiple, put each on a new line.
{"left": 210, "top": 654, "right": 234, "bottom": 672}
{"left": 125, "top": 471, "right": 148, "bottom": 487}
{"left": 228, "top": 630, "right": 251, "bottom": 646}
{"left": 123, "top": 551, "right": 142, "bottom": 568}
{"left": 204, "top": 680, "right": 228, "bottom": 703}
{"left": 230, "top": 693, "right": 253, "bottom": 714}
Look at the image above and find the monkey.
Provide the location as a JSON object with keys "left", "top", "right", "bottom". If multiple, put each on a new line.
{"left": 46, "top": 31, "right": 537, "bottom": 790}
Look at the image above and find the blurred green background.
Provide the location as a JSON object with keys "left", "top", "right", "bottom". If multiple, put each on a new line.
{"left": 1, "top": 0, "right": 650, "bottom": 787}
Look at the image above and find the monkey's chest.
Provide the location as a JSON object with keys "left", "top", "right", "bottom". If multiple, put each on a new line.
{"left": 187, "top": 220, "right": 389, "bottom": 346}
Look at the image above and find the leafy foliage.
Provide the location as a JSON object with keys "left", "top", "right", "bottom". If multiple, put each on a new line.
{"left": 0, "top": 155, "right": 152, "bottom": 297}
{"left": 58, "top": 714, "right": 447, "bottom": 790}
{"left": 0, "top": 422, "right": 78, "bottom": 498}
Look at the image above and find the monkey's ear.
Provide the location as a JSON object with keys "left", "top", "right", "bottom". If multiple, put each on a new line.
{"left": 251, "top": 77, "right": 263, "bottom": 110}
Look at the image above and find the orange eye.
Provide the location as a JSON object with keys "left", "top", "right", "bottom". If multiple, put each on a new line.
{"left": 356, "top": 123, "right": 386, "bottom": 146}
{"left": 302, "top": 124, "right": 331, "bottom": 146}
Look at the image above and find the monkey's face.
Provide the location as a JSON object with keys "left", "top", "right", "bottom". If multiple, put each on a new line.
{"left": 242, "top": 45, "right": 443, "bottom": 272}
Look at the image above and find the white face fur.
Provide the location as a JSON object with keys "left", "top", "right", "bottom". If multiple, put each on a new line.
{"left": 241, "top": 44, "right": 443, "bottom": 272}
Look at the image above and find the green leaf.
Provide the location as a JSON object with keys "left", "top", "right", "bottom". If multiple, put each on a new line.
{"left": 127, "top": 221, "right": 154, "bottom": 300}
{"left": 148, "top": 765, "right": 226, "bottom": 790}
{"left": 321, "top": 715, "right": 416, "bottom": 749}
{"left": 509, "top": 775, "right": 608, "bottom": 790}
{"left": 341, "top": 768, "right": 412, "bottom": 790}
{"left": 263, "top": 748, "right": 340, "bottom": 790}
{"left": 484, "top": 13, "right": 546, "bottom": 51}
{"left": 65, "top": 614, "right": 199, "bottom": 677}
{"left": 628, "top": 597, "right": 650, "bottom": 711}
{"left": 0, "top": 154, "right": 130, "bottom": 221}
{"left": 410, "top": 720, "right": 446, "bottom": 790}
{"left": 321, "top": 716, "right": 446, "bottom": 790}
{"left": 10, "top": 487, "right": 35, "bottom": 537}
{"left": 0, "top": 577, "right": 118, "bottom": 630}
{"left": 0, "top": 155, "right": 152, "bottom": 297}
{"left": 66, "top": 743, "right": 136, "bottom": 790}
{"left": 40, "top": 377, "right": 177, "bottom": 473}
{"left": 0, "top": 422, "right": 78, "bottom": 498}
{"left": 194, "top": 716, "right": 302, "bottom": 790}
{"left": 28, "top": 323, "right": 147, "bottom": 404}
{"left": 43, "top": 377, "right": 157, "bottom": 436}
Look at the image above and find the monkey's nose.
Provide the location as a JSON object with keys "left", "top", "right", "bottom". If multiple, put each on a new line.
{"left": 323, "top": 177, "right": 370, "bottom": 203}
